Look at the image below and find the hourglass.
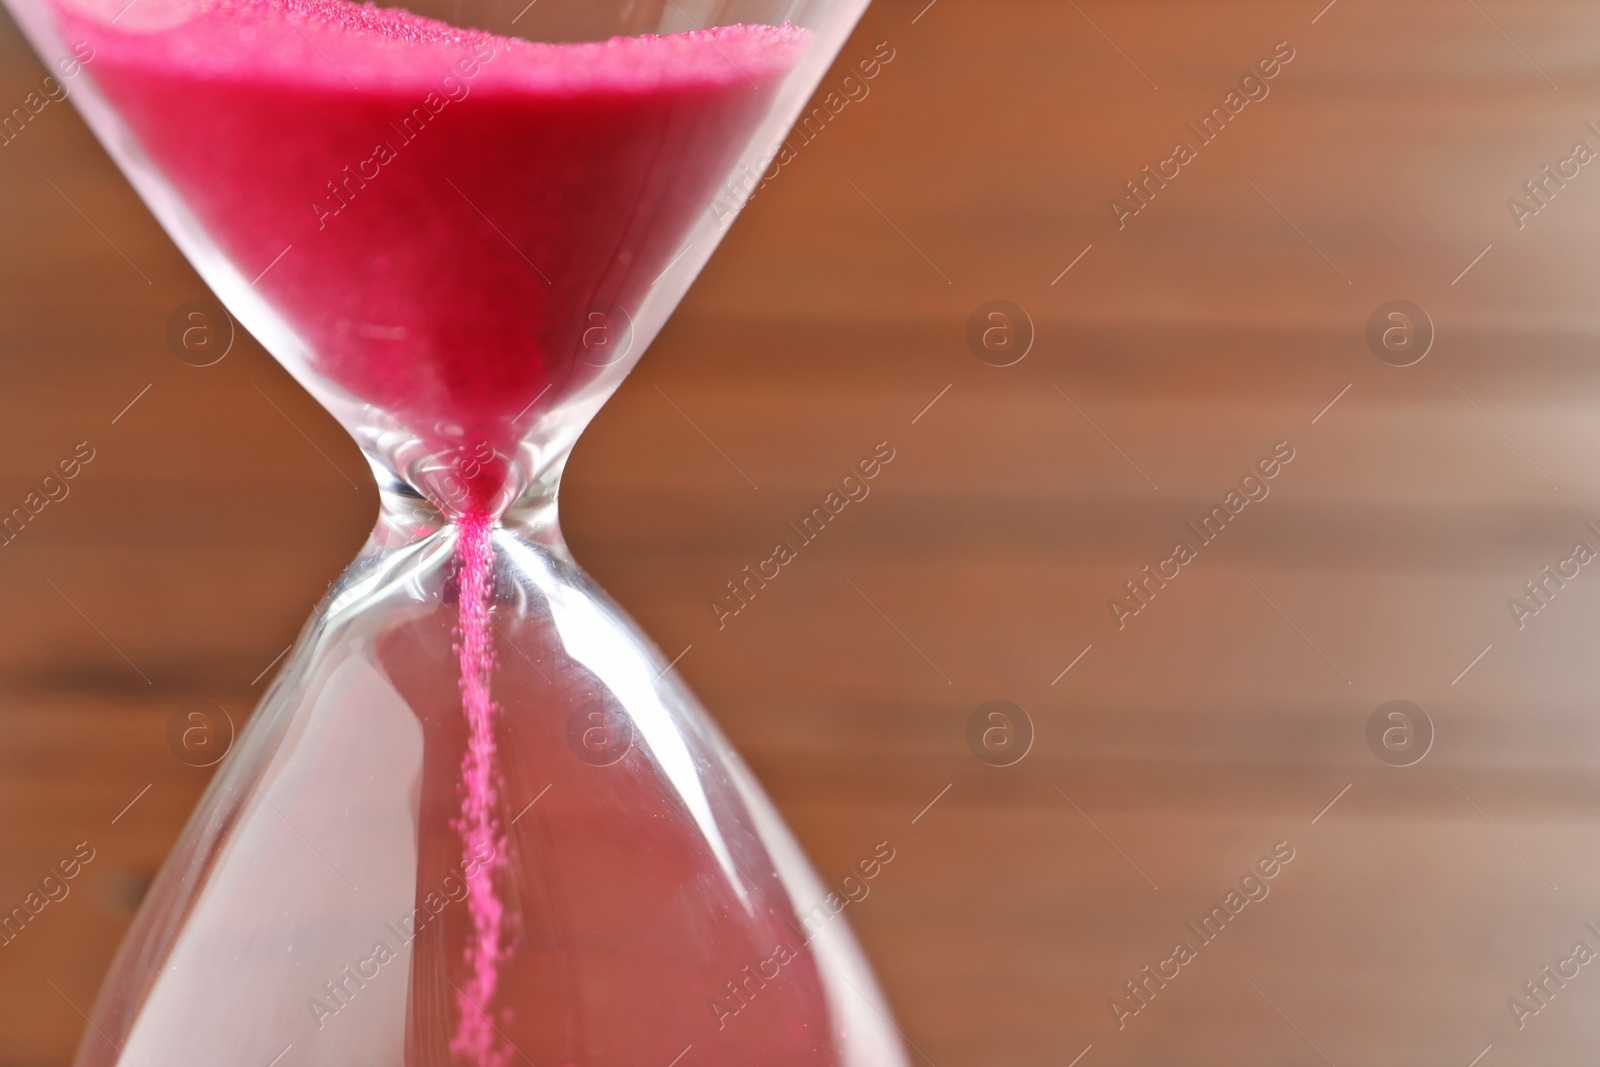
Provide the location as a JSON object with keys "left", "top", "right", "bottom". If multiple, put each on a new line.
{"left": 3, "top": 0, "right": 907, "bottom": 1062}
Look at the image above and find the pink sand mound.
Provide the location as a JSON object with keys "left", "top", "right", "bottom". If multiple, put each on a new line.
{"left": 57, "top": 0, "right": 804, "bottom": 508}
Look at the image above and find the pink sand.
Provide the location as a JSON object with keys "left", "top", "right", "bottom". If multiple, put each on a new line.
{"left": 452, "top": 511, "right": 505, "bottom": 1065}
{"left": 53, "top": 2, "right": 805, "bottom": 1062}
{"left": 58, "top": 0, "right": 804, "bottom": 509}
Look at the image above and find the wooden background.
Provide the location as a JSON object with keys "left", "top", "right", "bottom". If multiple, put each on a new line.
{"left": 8, "top": 0, "right": 1600, "bottom": 1064}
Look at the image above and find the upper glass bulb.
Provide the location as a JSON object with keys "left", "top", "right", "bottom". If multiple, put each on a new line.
{"left": 13, "top": 0, "right": 864, "bottom": 515}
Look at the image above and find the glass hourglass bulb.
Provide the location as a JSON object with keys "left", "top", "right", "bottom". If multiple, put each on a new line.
{"left": 0, "top": 0, "right": 908, "bottom": 1062}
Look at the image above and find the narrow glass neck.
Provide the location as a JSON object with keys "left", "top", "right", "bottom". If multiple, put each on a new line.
{"left": 369, "top": 455, "right": 568, "bottom": 554}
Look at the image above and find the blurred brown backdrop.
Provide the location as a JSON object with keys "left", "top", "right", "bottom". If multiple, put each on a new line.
{"left": 8, "top": 0, "right": 1600, "bottom": 1064}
